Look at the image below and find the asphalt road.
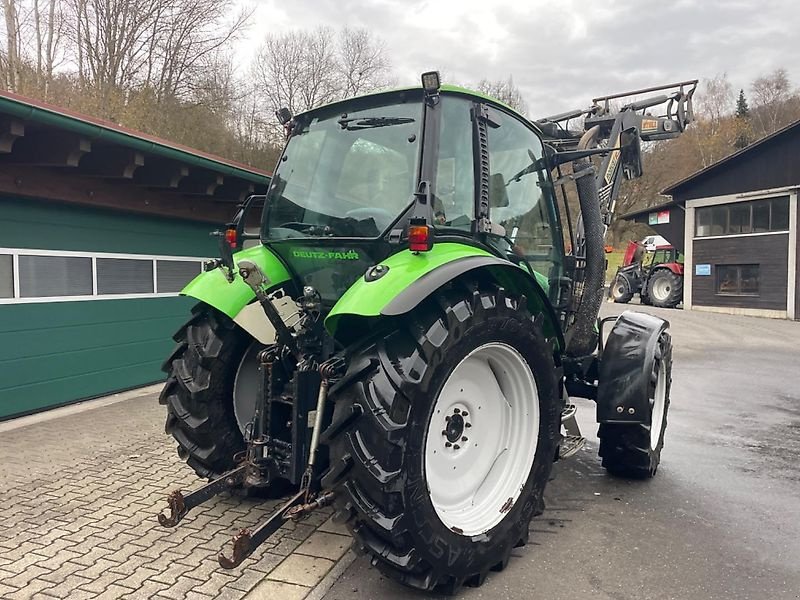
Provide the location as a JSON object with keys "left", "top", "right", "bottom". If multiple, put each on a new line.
{"left": 323, "top": 304, "right": 800, "bottom": 600}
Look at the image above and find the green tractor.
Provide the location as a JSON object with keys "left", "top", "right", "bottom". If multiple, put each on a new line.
{"left": 158, "top": 73, "right": 697, "bottom": 592}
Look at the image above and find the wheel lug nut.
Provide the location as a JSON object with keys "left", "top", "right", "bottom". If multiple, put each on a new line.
{"left": 445, "top": 416, "right": 451, "bottom": 422}
{"left": 441, "top": 430, "right": 447, "bottom": 436}
{"left": 453, "top": 444, "right": 460, "bottom": 450}
{"left": 462, "top": 411, "right": 469, "bottom": 417}
{"left": 445, "top": 442, "right": 452, "bottom": 447}
{"left": 453, "top": 408, "right": 461, "bottom": 414}
{"left": 461, "top": 436, "right": 468, "bottom": 442}
{"left": 465, "top": 422, "right": 472, "bottom": 428}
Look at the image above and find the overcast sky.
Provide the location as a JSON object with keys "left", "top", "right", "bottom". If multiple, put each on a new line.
{"left": 237, "top": 0, "right": 799, "bottom": 117}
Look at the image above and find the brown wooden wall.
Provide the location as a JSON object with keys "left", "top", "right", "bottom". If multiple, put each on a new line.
{"left": 692, "top": 234, "right": 789, "bottom": 310}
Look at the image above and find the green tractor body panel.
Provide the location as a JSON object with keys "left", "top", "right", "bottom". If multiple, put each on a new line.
{"left": 181, "top": 244, "right": 291, "bottom": 318}
{"left": 326, "top": 243, "right": 490, "bottom": 327}
{"left": 324, "top": 242, "right": 559, "bottom": 347}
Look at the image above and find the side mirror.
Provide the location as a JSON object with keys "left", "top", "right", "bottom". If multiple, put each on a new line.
{"left": 620, "top": 127, "right": 643, "bottom": 179}
{"left": 275, "top": 107, "right": 292, "bottom": 125}
{"left": 235, "top": 195, "right": 266, "bottom": 250}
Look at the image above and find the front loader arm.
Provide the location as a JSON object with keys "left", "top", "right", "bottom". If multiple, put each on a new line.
{"left": 537, "top": 80, "right": 697, "bottom": 243}
{"left": 537, "top": 80, "right": 696, "bottom": 357}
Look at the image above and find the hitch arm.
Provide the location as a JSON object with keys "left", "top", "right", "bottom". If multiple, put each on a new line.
{"left": 217, "top": 489, "right": 306, "bottom": 569}
{"left": 158, "top": 465, "right": 247, "bottom": 527}
{"left": 218, "top": 490, "right": 337, "bottom": 569}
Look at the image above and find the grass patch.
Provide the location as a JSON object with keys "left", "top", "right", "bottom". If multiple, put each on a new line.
{"left": 604, "top": 251, "right": 625, "bottom": 283}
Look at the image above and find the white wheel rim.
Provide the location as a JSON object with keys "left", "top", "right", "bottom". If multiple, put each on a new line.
{"left": 424, "top": 342, "right": 539, "bottom": 536}
{"left": 652, "top": 277, "right": 671, "bottom": 300}
{"left": 650, "top": 363, "right": 668, "bottom": 450}
{"left": 233, "top": 342, "right": 261, "bottom": 434}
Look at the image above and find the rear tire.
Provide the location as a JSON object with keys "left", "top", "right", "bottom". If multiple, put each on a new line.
{"left": 159, "top": 304, "right": 250, "bottom": 479}
{"left": 611, "top": 274, "right": 634, "bottom": 303}
{"left": 647, "top": 269, "right": 683, "bottom": 308}
{"left": 322, "top": 286, "right": 561, "bottom": 593}
{"left": 598, "top": 331, "right": 672, "bottom": 478}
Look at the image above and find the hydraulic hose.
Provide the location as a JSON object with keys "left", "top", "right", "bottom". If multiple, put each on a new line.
{"left": 566, "top": 126, "right": 605, "bottom": 357}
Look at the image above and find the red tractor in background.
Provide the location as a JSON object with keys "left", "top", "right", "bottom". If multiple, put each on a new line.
{"left": 610, "top": 235, "right": 684, "bottom": 308}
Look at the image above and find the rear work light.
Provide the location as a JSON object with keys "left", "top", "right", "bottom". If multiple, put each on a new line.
{"left": 225, "top": 228, "right": 237, "bottom": 248}
{"left": 408, "top": 221, "right": 433, "bottom": 252}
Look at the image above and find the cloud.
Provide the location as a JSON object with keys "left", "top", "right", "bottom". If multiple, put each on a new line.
{"left": 239, "top": 0, "right": 800, "bottom": 116}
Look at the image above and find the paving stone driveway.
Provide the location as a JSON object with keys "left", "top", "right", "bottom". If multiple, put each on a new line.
{"left": 0, "top": 388, "right": 353, "bottom": 600}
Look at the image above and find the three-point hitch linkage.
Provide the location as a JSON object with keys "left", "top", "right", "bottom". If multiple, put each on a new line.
{"left": 158, "top": 260, "right": 342, "bottom": 568}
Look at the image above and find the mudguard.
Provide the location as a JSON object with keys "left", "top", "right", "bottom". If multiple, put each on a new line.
{"left": 596, "top": 310, "right": 669, "bottom": 424}
{"left": 324, "top": 242, "right": 563, "bottom": 348}
{"left": 181, "top": 244, "right": 293, "bottom": 343}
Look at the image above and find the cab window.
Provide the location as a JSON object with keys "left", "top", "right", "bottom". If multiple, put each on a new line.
{"left": 486, "top": 113, "right": 562, "bottom": 283}
{"left": 434, "top": 96, "right": 476, "bottom": 231}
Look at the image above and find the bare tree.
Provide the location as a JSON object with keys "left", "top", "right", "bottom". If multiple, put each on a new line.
{"left": 696, "top": 73, "right": 733, "bottom": 125}
{"left": 750, "top": 68, "right": 796, "bottom": 135}
{"left": 339, "top": 27, "right": 392, "bottom": 97}
{"left": 29, "top": 0, "right": 64, "bottom": 96}
{"left": 151, "top": 0, "right": 250, "bottom": 102}
{"left": 65, "top": 0, "right": 248, "bottom": 111}
{"left": 253, "top": 26, "right": 393, "bottom": 139}
{"left": 685, "top": 74, "right": 736, "bottom": 167}
{"left": 2, "top": 0, "right": 19, "bottom": 90}
{"left": 476, "top": 76, "right": 528, "bottom": 115}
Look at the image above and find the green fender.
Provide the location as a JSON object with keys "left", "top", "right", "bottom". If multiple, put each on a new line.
{"left": 181, "top": 245, "right": 291, "bottom": 319}
{"left": 325, "top": 242, "right": 563, "bottom": 349}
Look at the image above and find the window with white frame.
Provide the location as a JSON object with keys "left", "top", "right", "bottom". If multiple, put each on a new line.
{"left": 96, "top": 258, "right": 154, "bottom": 294}
{"left": 695, "top": 196, "right": 789, "bottom": 237}
{"left": 19, "top": 255, "right": 93, "bottom": 297}
{"left": 0, "top": 254, "right": 13, "bottom": 298}
{"left": 0, "top": 248, "right": 205, "bottom": 304}
{"left": 157, "top": 260, "right": 206, "bottom": 293}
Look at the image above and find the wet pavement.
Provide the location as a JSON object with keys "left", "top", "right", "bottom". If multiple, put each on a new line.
{"left": 322, "top": 305, "right": 800, "bottom": 600}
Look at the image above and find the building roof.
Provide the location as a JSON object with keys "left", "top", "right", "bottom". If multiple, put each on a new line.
{"left": 661, "top": 117, "right": 800, "bottom": 196}
{"left": 0, "top": 89, "right": 271, "bottom": 183}
{"left": 0, "top": 90, "right": 272, "bottom": 224}
{"left": 620, "top": 198, "right": 684, "bottom": 220}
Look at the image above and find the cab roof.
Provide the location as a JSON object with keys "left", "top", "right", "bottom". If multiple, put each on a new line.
{"left": 297, "top": 83, "right": 530, "bottom": 127}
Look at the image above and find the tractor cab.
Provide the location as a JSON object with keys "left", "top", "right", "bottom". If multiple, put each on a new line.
{"left": 249, "top": 84, "right": 566, "bottom": 311}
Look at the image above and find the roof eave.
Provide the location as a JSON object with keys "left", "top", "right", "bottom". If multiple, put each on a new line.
{"left": 0, "top": 90, "right": 271, "bottom": 185}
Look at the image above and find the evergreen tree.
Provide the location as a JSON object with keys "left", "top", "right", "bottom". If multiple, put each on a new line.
{"left": 735, "top": 89, "right": 750, "bottom": 118}
{"left": 734, "top": 88, "right": 752, "bottom": 149}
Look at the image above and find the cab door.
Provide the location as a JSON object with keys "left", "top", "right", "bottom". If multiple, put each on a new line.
{"left": 483, "top": 109, "right": 565, "bottom": 297}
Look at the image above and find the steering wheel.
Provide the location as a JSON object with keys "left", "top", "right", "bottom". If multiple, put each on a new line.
{"left": 345, "top": 208, "right": 394, "bottom": 231}
{"left": 278, "top": 222, "right": 314, "bottom": 232}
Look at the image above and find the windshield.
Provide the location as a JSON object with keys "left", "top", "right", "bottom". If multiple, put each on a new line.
{"left": 263, "top": 95, "right": 422, "bottom": 239}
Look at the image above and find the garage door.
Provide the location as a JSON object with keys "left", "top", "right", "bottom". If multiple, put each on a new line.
{"left": 0, "top": 196, "right": 219, "bottom": 419}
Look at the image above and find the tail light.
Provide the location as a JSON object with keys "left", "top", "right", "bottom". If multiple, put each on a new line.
{"left": 408, "top": 220, "right": 433, "bottom": 252}
{"left": 225, "top": 228, "right": 237, "bottom": 248}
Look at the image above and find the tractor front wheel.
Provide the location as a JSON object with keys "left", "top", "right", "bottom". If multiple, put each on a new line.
{"left": 598, "top": 331, "right": 672, "bottom": 478}
{"left": 322, "top": 286, "right": 561, "bottom": 593}
{"left": 611, "top": 274, "right": 634, "bottom": 303}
